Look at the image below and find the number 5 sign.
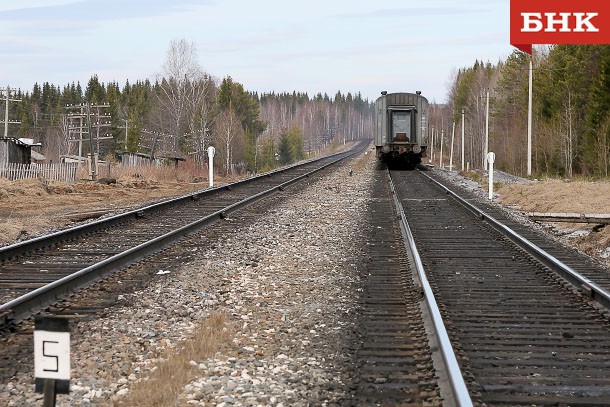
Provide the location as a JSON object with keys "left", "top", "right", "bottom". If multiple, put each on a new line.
{"left": 34, "top": 316, "right": 70, "bottom": 394}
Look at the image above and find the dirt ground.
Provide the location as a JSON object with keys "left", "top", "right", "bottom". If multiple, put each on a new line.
{"left": 496, "top": 179, "right": 610, "bottom": 266}
{"left": 0, "top": 176, "right": 212, "bottom": 245}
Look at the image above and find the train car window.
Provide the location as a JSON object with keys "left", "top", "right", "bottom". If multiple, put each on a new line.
{"left": 392, "top": 110, "right": 412, "bottom": 142}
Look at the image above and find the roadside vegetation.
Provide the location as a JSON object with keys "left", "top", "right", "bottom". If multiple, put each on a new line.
{"left": 430, "top": 45, "right": 610, "bottom": 180}
{"left": 8, "top": 39, "right": 373, "bottom": 177}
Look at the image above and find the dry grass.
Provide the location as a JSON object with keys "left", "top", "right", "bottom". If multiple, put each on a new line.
{"left": 75, "top": 159, "right": 210, "bottom": 183}
{"left": 116, "top": 312, "right": 234, "bottom": 406}
{"left": 0, "top": 177, "right": 51, "bottom": 197}
{"left": 496, "top": 179, "right": 610, "bottom": 214}
{"left": 578, "top": 228, "right": 610, "bottom": 258}
{"left": 109, "top": 161, "right": 208, "bottom": 184}
{"left": 496, "top": 179, "right": 610, "bottom": 264}
{"left": 0, "top": 162, "right": 217, "bottom": 245}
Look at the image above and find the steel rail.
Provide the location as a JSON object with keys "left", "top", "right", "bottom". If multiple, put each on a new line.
{"left": 420, "top": 170, "right": 610, "bottom": 310}
{"left": 387, "top": 170, "right": 473, "bottom": 407}
{"left": 0, "top": 147, "right": 361, "bottom": 330}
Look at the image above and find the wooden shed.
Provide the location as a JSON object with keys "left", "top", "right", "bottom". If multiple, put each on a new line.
{"left": 120, "top": 151, "right": 185, "bottom": 167}
{"left": 0, "top": 138, "right": 32, "bottom": 166}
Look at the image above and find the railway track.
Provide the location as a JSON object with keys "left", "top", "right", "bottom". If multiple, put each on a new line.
{"left": 354, "top": 165, "right": 444, "bottom": 405}
{"left": 424, "top": 170, "right": 610, "bottom": 306}
{"left": 0, "top": 143, "right": 367, "bottom": 332}
{"left": 391, "top": 167, "right": 610, "bottom": 405}
{"left": 3, "top": 151, "right": 610, "bottom": 405}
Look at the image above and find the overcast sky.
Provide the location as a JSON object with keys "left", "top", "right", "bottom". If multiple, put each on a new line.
{"left": 0, "top": 0, "right": 514, "bottom": 103}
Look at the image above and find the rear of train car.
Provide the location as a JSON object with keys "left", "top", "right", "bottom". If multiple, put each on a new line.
{"left": 374, "top": 91, "right": 429, "bottom": 169}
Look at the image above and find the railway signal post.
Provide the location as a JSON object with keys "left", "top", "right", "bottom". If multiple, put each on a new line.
{"left": 487, "top": 152, "right": 496, "bottom": 200}
{"left": 208, "top": 146, "right": 216, "bottom": 187}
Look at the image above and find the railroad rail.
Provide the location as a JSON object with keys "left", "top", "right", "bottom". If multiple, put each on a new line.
{"left": 0, "top": 142, "right": 367, "bottom": 332}
{"left": 353, "top": 165, "right": 445, "bottom": 405}
{"left": 388, "top": 170, "right": 472, "bottom": 406}
{"left": 391, "top": 167, "right": 610, "bottom": 405}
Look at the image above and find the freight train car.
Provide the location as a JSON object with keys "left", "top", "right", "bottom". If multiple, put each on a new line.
{"left": 374, "top": 91, "right": 428, "bottom": 169}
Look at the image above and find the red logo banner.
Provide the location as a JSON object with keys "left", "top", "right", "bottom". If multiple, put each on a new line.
{"left": 510, "top": 0, "right": 610, "bottom": 54}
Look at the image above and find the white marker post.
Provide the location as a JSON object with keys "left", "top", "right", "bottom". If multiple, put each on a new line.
{"left": 487, "top": 152, "right": 496, "bottom": 200}
{"left": 207, "top": 146, "right": 216, "bottom": 188}
{"left": 34, "top": 316, "right": 70, "bottom": 406}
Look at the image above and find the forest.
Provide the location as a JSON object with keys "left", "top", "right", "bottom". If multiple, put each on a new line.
{"left": 3, "top": 40, "right": 373, "bottom": 175}
{"left": 4, "top": 41, "right": 610, "bottom": 179}
{"left": 439, "top": 44, "right": 610, "bottom": 178}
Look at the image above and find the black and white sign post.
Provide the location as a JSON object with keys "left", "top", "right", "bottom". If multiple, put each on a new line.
{"left": 34, "top": 316, "right": 70, "bottom": 407}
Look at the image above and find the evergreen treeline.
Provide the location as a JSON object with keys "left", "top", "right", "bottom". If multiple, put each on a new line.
{"left": 6, "top": 40, "right": 373, "bottom": 175}
{"left": 440, "top": 44, "right": 610, "bottom": 178}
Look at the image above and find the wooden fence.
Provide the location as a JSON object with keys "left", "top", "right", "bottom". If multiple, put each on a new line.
{"left": 0, "top": 163, "right": 78, "bottom": 182}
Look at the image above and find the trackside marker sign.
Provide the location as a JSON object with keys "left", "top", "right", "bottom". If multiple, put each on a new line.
{"left": 510, "top": 0, "right": 610, "bottom": 54}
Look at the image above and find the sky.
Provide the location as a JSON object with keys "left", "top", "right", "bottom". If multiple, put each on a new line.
{"left": 0, "top": 0, "right": 514, "bottom": 103}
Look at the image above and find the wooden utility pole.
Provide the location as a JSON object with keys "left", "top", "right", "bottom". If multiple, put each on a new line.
{"left": 450, "top": 121, "right": 455, "bottom": 171}
{"left": 461, "top": 108, "right": 465, "bottom": 171}
{"left": 439, "top": 128, "right": 444, "bottom": 169}
{"left": 65, "top": 103, "right": 112, "bottom": 180}
{"left": 1, "top": 86, "right": 21, "bottom": 138}
{"left": 484, "top": 91, "right": 490, "bottom": 171}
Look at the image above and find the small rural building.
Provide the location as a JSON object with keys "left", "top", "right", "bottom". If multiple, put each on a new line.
{"left": 19, "top": 138, "right": 45, "bottom": 163}
{"left": 120, "top": 151, "right": 153, "bottom": 167}
{"left": 120, "top": 151, "right": 185, "bottom": 167}
{"left": 0, "top": 138, "right": 32, "bottom": 166}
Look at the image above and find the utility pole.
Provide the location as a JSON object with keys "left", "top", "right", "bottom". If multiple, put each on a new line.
{"left": 88, "top": 103, "right": 111, "bottom": 180}
{"left": 1, "top": 86, "right": 21, "bottom": 138}
{"left": 116, "top": 118, "right": 131, "bottom": 152}
{"left": 449, "top": 121, "right": 455, "bottom": 171}
{"left": 93, "top": 104, "right": 111, "bottom": 154}
{"left": 65, "top": 103, "right": 112, "bottom": 179}
{"left": 484, "top": 91, "right": 490, "bottom": 171}
{"left": 439, "top": 128, "right": 444, "bottom": 169}
{"left": 65, "top": 104, "right": 87, "bottom": 159}
{"left": 86, "top": 103, "right": 97, "bottom": 180}
{"left": 430, "top": 127, "right": 435, "bottom": 164}
{"left": 461, "top": 108, "right": 465, "bottom": 171}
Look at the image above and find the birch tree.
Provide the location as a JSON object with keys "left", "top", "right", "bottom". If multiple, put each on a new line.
{"left": 155, "top": 39, "right": 213, "bottom": 155}
{"left": 214, "top": 107, "right": 244, "bottom": 174}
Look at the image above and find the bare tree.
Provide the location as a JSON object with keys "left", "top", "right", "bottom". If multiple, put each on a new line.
{"left": 155, "top": 39, "right": 212, "bottom": 155}
{"left": 214, "top": 108, "right": 244, "bottom": 174}
{"left": 185, "top": 75, "right": 216, "bottom": 165}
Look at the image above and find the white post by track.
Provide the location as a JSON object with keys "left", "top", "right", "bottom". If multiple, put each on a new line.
{"left": 487, "top": 152, "right": 496, "bottom": 200}
{"left": 207, "top": 146, "right": 216, "bottom": 188}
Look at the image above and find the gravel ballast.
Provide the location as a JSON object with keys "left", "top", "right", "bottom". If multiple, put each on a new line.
{"left": 1, "top": 150, "right": 375, "bottom": 406}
